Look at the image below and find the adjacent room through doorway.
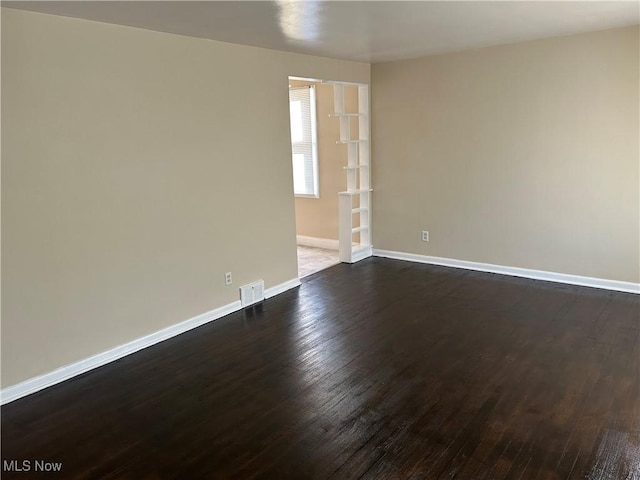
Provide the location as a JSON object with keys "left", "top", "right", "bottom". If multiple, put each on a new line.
{"left": 288, "top": 77, "right": 368, "bottom": 277}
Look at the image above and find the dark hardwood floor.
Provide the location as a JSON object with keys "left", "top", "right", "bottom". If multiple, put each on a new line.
{"left": 2, "top": 258, "right": 639, "bottom": 479}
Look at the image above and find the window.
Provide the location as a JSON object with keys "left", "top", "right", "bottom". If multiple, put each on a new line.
{"left": 289, "top": 86, "right": 319, "bottom": 197}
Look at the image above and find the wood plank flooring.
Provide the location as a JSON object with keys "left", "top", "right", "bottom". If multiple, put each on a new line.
{"left": 2, "top": 258, "right": 639, "bottom": 479}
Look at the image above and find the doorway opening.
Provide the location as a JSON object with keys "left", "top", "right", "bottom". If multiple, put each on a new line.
{"left": 288, "top": 76, "right": 372, "bottom": 278}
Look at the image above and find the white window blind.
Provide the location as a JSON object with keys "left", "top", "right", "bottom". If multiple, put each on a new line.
{"left": 289, "top": 86, "right": 319, "bottom": 197}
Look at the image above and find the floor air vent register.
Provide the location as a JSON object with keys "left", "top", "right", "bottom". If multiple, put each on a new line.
{"left": 240, "top": 280, "right": 264, "bottom": 307}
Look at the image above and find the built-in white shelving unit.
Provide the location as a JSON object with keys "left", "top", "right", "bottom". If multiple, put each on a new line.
{"left": 327, "top": 82, "right": 373, "bottom": 264}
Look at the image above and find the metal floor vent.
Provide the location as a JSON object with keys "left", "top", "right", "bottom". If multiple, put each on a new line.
{"left": 240, "top": 280, "right": 265, "bottom": 308}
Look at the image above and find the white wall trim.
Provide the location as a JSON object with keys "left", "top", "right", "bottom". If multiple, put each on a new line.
{"left": 373, "top": 249, "right": 640, "bottom": 294}
{"left": 0, "top": 277, "right": 301, "bottom": 405}
{"left": 296, "top": 235, "right": 339, "bottom": 250}
{"left": 265, "top": 278, "right": 301, "bottom": 299}
{"left": 351, "top": 245, "right": 373, "bottom": 263}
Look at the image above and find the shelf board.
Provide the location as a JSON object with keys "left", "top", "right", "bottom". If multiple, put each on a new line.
{"left": 329, "top": 113, "right": 367, "bottom": 118}
{"left": 343, "top": 165, "right": 369, "bottom": 170}
{"left": 339, "top": 189, "right": 373, "bottom": 196}
{"left": 337, "top": 139, "right": 369, "bottom": 144}
{"left": 352, "top": 226, "right": 369, "bottom": 234}
{"left": 352, "top": 207, "right": 368, "bottom": 214}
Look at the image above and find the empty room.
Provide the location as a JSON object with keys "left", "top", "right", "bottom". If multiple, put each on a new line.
{"left": 1, "top": 2, "right": 639, "bottom": 479}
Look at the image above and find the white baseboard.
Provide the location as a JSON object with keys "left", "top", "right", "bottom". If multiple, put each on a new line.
{"left": 373, "top": 249, "right": 640, "bottom": 294}
{"left": 0, "top": 277, "right": 301, "bottom": 405}
{"left": 296, "top": 235, "right": 339, "bottom": 250}
{"left": 265, "top": 278, "right": 301, "bottom": 299}
{"left": 351, "top": 245, "right": 373, "bottom": 263}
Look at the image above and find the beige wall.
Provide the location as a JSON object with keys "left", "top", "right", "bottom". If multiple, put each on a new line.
{"left": 291, "top": 80, "right": 358, "bottom": 241}
{"left": 372, "top": 26, "right": 639, "bottom": 283}
{"left": 1, "top": 8, "right": 369, "bottom": 388}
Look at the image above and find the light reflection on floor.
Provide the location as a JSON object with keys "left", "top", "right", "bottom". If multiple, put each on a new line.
{"left": 288, "top": 277, "right": 358, "bottom": 424}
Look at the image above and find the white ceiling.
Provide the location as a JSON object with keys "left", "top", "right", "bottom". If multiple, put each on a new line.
{"left": 5, "top": 1, "right": 639, "bottom": 62}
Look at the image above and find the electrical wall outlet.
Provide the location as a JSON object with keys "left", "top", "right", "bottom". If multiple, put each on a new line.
{"left": 225, "top": 272, "right": 233, "bottom": 286}
{"left": 421, "top": 231, "right": 429, "bottom": 242}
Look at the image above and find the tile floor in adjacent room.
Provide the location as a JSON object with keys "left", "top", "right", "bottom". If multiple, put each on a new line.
{"left": 297, "top": 245, "right": 340, "bottom": 278}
